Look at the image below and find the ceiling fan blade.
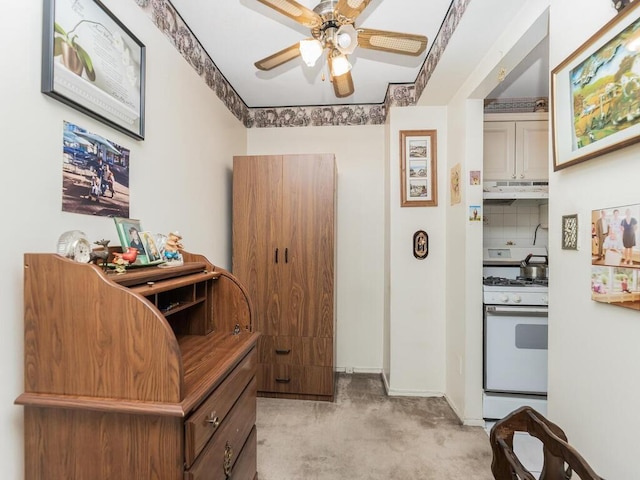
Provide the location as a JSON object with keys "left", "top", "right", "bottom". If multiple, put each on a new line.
{"left": 332, "top": 70, "right": 354, "bottom": 98}
{"left": 335, "top": 0, "right": 372, "bottom": 21}
{"left": 357, "top": 28, "right": 428, "bottom": 56}
{"left": 255, "top": 42, "right": 302, "bottom": 71}
{"left": 256, "top": 0, "right": 322, "bottom": 28}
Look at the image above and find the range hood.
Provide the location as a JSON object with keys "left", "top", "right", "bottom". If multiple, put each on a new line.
{"left": 483, "top": 181, "right": 548, "bottom": 205}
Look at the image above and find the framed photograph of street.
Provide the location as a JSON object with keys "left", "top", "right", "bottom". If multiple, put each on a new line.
{"left": 43, "top": 0, "right": 146, "bottom": 139}
{"left": 400, "top": 130, "right": 438, "bottom": 207}
{"left": 551, "top": 2, "right": 640, "bottom": 170}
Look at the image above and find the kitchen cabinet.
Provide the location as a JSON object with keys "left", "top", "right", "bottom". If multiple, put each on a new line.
{"left": 233, "top": 154, "right": 336, "bottom": 401}
{"left": 15, "top": 252, "right": 258, "bottom": 479}
{"left": 483, "top": 113, "right": 549, "bottom": 181}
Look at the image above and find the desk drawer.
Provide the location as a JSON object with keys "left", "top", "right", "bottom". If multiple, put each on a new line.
{"left": 185, "top": 378, "right": 257, "bottom": 480}
{"left": 227, "top": 426, "right": 257, "bottom": 480}
{"left": 185, "top": 349, "right": 256, "bottom": 467}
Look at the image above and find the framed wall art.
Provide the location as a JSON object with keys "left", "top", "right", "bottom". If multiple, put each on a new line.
{"left": 43, "top": 0, "right": 146, "bottom": 140}
{"left": 551, "top": 2, "right": 640, "bottom": 170}
{"left": 561, "top": 214, "right": 578, "bottom": 250}
{"left": 400, "top": 130, "right": 438, "bottom": 207}
{"left": 413, "top": 230, "right": 429, "bottom": 259}
{"left": 590, "top": 203, "right": 639, "bottom": 311}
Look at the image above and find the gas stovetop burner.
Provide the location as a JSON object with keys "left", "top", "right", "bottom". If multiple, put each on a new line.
{"left": 483, "top": 276, "right": 548, "bottom": 287}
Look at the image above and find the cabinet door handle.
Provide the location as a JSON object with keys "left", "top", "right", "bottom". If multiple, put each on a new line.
{"left": 275, "top": 377, "right": 291, "bottom": 383}
{"left": 275, "top": 349, "right": 291, "bottom": 355}
{"left": 275, "top": 248, "right": 279, "bottom": 263}
{"left": 285, "top": 248, "right": 289, "bottom": 263}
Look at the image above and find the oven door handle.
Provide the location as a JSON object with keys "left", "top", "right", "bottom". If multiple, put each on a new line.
{"left": 486, "top": 306, "right": 548, "bottom": 314}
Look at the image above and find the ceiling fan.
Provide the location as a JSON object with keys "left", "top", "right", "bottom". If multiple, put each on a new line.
{"left": 254, "top": 0, "right": 428, "bottom": 98}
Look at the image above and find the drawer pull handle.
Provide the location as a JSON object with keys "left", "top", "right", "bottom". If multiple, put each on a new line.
{"left": 275, "top": 349, "right": 291, "bottom": 355}
{"left": 224, "top": 442, "right": 234, "bottom": 476}
{"left": 205, "top": 414, "right": 220, "bottom": 428}
{"left": 275, "top": 377, "right": 291, "bottom": 383}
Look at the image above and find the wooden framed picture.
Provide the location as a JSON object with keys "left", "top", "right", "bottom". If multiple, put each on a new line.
{"left": 551, "top": 2, "right": 640, "bottom": 170}
{"left": 400, "top": 130, "right": 438, "bottom": 207}
{"left": 42, "top": 0, "right": 146, "bottom": 140}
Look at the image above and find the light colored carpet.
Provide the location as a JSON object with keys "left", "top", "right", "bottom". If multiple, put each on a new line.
{"left": 256, "top": 373, "right": 494, "bottom": 480}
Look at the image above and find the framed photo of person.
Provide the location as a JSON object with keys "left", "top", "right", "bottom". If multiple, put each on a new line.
{"left": 113, "top": 217, "right": 146, "bottom": 264}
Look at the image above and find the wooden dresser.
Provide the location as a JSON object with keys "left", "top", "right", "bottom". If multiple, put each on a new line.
{"left": 15, "top": 251, "right": 259, "bottom": 479}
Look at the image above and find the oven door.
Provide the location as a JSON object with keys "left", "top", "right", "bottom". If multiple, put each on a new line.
{"left": 484, "top": 305, "right": 548, "bottom": 395}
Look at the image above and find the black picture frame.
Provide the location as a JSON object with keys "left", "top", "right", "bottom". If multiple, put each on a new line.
{"left": 413, "top": 230, "right": 429, "bottom": 259}
{"left": 42, "top": 0, "right": 146, "bottom": 140}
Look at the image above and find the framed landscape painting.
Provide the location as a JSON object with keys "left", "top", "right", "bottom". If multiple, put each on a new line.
{"left": 551, "top": 2, "right": 640, "bottom": 170}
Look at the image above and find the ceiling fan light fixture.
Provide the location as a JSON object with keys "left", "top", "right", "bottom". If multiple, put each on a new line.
{"left": 335, "top": 24, "right": 358, "bottom": 54}
{"left": 299, "top": 39, "right": 324, "bottom": 66}
{"left": 330, "top": 53, "right": 352, "bottom": 77}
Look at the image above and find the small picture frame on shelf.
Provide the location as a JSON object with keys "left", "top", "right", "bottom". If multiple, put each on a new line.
{"left": 140, "top": 231, "right": 162, "bottom": 262}
{"left": 113, "top": 217, "right": 147, "bottom": 264}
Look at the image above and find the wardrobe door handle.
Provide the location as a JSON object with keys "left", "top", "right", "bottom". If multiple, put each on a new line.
{"left": 285, "top": 248, "right": 289, "bottom": 263}
{"left": 275, "top": 349, "right": 291, "bottom": 355}
{"left": 275, "top": 248, "right": 279, "bottom": 263}
{"left": 275, "top": 377, "right": 291, "bottom": 383}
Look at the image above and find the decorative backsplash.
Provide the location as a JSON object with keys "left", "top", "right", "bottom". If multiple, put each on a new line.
{"left": 134, "top": 0, "right": 471, "bottom": 128}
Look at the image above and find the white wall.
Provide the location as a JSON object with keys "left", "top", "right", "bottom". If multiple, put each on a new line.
{"left": 385, "top": 106, "right": 448, "bottom": 395}
{"left": 436, "top": 1, "right": 551, "bottom": 425}
{"left": 548, "top": 2, "right": 640, "bottom": 478}
{"left": 441, "top": 98, "right": 485, "bottom": 424}
{"left": 1, "top": 1, "right": 245, "bottom": 477}
{"left": 246, "top": 125, "right": 386, "bottom": 372}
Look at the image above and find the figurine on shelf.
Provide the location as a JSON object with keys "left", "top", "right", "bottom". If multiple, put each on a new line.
{"left": 90, "top": 239, "right": 111, "bottom": 270}
{"left": 111, "top": 255, "right": 129, "bottom": 274}
{"left": 112, "top": 247, "right": 138, "bottom": 272}
{"left": 163, "top": 231, "right": 184, "bottom": 266}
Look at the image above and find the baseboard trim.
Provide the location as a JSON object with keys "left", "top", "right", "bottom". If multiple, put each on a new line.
{"left": 335, "top": 367, "right": 383, "bottom": 375}
{"left": 444, "top": 394, "right": 485, "bottom": 427}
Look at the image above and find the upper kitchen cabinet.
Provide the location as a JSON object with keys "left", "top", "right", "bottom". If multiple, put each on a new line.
{"left": 483, "top": 113, "right": 549, "bottom": 181}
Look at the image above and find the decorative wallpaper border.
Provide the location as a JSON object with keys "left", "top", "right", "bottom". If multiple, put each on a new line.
{"left": 484, "top": 97, "right": 549, "bottom": 114}
{"left": 134, "top": 0, "right": 470, "bottom": 128}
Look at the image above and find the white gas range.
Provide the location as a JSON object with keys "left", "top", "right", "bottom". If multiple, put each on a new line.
{"left": 482, "top": 246, "right": 548, "bottom": 420}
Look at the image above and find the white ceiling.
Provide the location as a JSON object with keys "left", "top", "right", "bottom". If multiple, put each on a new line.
{"left": 168, "top": 0, "right": 549, "bottom": 109}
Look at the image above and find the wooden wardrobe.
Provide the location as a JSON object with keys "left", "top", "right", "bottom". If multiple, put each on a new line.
{"left": 232, "top": 154, "right": 336, "bottom": 401}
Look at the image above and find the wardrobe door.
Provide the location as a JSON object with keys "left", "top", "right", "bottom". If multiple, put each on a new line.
{"left": 232, "top": 155, "right": 283, "bottom": 337}
{"left": 282, "top": 154, "right": 335, "bottom": 339}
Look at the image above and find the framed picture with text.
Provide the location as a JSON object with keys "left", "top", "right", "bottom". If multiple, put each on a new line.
{"left": 42, "top": 0, "right": 146, "bottom": 139}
